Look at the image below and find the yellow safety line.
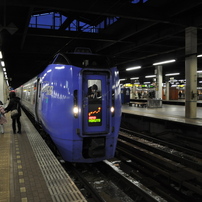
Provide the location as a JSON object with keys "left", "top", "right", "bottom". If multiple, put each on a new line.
{"left": 0, "top": 127, "right": 10, "bottom": 202}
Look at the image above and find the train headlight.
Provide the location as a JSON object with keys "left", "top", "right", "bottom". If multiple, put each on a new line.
{"left": 73, "top": 106, "right": 79, "bottom": 118}
{"left": 110, "top": 106, "right": 115, "bottom": 116}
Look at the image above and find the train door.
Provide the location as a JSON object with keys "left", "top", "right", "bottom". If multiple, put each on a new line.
{"left": 82, "top": 71, "right": 110, "bottom": 135}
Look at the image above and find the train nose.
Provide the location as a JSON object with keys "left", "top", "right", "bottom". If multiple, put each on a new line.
{"left": 83, "top": 137, "right": 105, "bottom": 158}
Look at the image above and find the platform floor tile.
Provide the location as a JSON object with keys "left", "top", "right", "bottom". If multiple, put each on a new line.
{"left": 0, "top": 112, "right": 87, "bottom": 202}
{"left": 0, "top": 124, "right": 10, "bottom": 202}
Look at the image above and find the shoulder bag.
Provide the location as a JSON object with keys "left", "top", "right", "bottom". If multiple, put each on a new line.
{"left": 11, "top": 103, "right": 19, "bottom": 118}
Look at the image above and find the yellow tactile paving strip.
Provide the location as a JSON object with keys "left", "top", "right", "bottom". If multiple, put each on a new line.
{"left": 0, "top": 112, "right": 87, "bottom": 202}
{"left": 0, "top": 116, "right": 10, "bottom": 202}
{"left": 0, "top": 113, "right": 54, "bottom": 202}
{"left": 9, "top": 115, "right": 53, "bottom": 202}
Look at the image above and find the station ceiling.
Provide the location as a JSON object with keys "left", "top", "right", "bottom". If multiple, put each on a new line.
{"left": 1, "top": 0, "right": 202, "bottom": 88}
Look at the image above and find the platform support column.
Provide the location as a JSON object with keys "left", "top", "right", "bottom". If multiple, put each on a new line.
{"left": 155, "top": 65, "right": 162, "bottom": 99}
{"left": 185, "top": 27, "right": 197, "bottom": 118}
{"left": 165, "top": 81, "right": 169, "bottom": 100}
{"left": 131, "top": 85, "right": 137, "bottom": 99}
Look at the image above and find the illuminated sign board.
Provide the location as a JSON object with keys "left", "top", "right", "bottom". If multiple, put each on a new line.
{"left": 88, "top": 116, "right": 101, "bottom": 123}
{"left": 88, "top": 106, "right": 102, "bottom": 126}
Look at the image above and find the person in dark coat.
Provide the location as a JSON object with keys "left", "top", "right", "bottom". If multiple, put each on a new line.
{"left": 4, "top": 91, "right": 21, "bottom": 134}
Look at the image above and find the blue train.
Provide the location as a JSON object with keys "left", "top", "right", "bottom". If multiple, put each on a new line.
{"left": 16, "top": 48, "right": 122, "bottom": 163}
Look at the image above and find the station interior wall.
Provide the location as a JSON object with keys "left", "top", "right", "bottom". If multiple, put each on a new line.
{"left": 0, "top": 68, "right": 9, "bottom": 104}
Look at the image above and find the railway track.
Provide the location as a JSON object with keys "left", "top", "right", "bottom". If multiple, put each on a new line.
{"left": 61, "top": 160, "right": 168, "bottom": 202}
{"left": 117, "top": 127, "right": 202, "bottom": 201}
{"left": 153, "top": 130, "right": 202, "bottom": 153}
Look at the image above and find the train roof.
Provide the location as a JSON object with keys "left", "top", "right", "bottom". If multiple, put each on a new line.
{"left": 51, "top": 52, "right": 114, "bottom": 69}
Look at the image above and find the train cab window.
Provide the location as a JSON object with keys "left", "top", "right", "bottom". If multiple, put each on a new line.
{"left": 87, "top": 80, "right": 102, "bottom": 126}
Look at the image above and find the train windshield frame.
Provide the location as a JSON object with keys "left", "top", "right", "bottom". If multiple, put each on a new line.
{"left": 82, "top": 70, "right": 110, "bottom": 135}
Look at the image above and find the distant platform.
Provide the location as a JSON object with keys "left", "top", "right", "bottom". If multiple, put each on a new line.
{"left": 122, "top": 103, "right": 202, "bottom": 127}
{"left": 130, "top": 99, "right": 202, "bottom": 107}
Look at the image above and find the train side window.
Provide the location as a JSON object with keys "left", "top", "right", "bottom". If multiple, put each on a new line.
{"left": 74, "top": 90, "right": 78, "bottom": 105}
{"left": 38, "top": 83, "right": 42, "bottom": 98}
{"left": 33, "top": 82, "right": 37, "bottom": 104}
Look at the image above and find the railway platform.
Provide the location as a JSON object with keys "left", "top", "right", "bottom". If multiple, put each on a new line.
{"left": 122, "top": 103, "right": 202, "bottom": 126}
{"left": 121, "top": 103, "right": 202, "bottom": 137}
{"left": 0, "top": 111, "right": 86, "bottom": 202}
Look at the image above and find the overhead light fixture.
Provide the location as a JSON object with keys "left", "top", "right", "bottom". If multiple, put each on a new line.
{"left": 126, "top": 66, "right": 141, "bottom": 71}
{"left": 145, "top": 75, "right": 156, "bottom": 78}
{"left": 165, "top": 73, "right": 180, "bottom": 76}
{"left": 197, "top": 70, "right": 202, "bottom": 73}
{"left": 3, "top": 68, "right": 6, "bottom": 71}
{"left": 130, "top": 77, "right": 139, "bottom": 80}
{"left": 153, "top": 59, "right": 176, "bottom": 66}
{"left": 1, "top": 61, "right": 5, "bottom": 67}
{"left": 0, "top": 51, "right": 2, "bottom": 59}
{"left": 119, "top": 79, "right": 126, "bottom": 81}
{"left": 197, "top": 54, "right": 202, "bottom": 57}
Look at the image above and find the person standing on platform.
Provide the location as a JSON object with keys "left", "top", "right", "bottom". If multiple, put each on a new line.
{"left": 4, "top": 92, "right": 21, "bottom": 134}
{"left": 0, "top": 102, "right": 7, "bottom": 134}
{"left": 178, "top": 91, "right": 182, "bottom": 99}
{"left": 138, "top": 91, "right": 141, "bottom": 99}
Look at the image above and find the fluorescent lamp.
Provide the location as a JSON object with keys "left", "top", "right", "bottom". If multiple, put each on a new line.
{"left": 130, "top": 77, "right": 139, "bottom": 80}
{"left": 119, "top": 79, "right": 126, "bottom": 81}
{"left": 197, "top": 54, "right": 202, "bottom": 57}
{"left": 3, "top": 68, "right": 6, "bottom": 71}
{"left": 1, "top": 61, "right": 5, "bottom": 67}
{"left": 165, "top": 73, "right": 180, "bottom": 76}
{"left": 197, "top": 70, "right": 202, "bottom": 73}
{"left": 126, "top": 66, "right": 141, "bottom": 71}
{"left": 153, "top": 59, "right": 176, "bottom": 66}
{"left": 145, "top": 75, "right": 156, "bottom": 78}
{"left": 199, "top": 81, "right": 202, "bottom": 83}
{"left": 0, "top": 51, "right": 2, "bottom": 59}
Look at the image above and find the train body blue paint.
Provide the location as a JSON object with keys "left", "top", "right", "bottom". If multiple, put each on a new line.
{"left": 16, "top": 50, "right": 122, "bottom": 163}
